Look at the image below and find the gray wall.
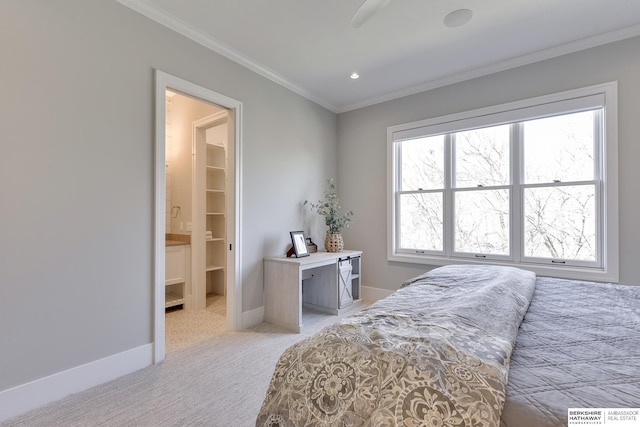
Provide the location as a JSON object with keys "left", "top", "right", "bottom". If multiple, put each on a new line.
{"left": 0, "top": 0, "right": 336, "bottom": 391}
{"left": 338, "top": 35, "right": 640, "bottom": 291}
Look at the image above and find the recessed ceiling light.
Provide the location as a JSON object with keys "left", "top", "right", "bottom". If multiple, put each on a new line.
{"left": 350, "top": 72, "right": 360, "bottom": 80}
{"left": 443, "top": 9, "right": 473, "bottom": 28}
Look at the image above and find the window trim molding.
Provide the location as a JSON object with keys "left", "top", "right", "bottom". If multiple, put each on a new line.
{"left": 387, "top": 82, "right": 619, "bottom": 282}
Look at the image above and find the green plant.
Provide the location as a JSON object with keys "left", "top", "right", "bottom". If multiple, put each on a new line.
{"left": 305, "top": 179, "right": 354, "bottom": 234}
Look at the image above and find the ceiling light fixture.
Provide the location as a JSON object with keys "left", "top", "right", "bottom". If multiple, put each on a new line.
{"left": 443, "top": 9, "right": 473, "bottom": 28}
{"left": 350, "top": 72, "right": 360, "bottom": 80}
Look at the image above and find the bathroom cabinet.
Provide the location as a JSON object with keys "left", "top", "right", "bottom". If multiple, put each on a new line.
{"left": 165, "top": 243, "right": 190, "bottom": 308}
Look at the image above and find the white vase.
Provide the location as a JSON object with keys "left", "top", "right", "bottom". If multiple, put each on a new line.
{"left": 325, "top": 233, "right": 344, "bottom": 252}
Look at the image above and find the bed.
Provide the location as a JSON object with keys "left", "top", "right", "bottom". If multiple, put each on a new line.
{"left": 256, "top": 264, "right": 640, "bottom": 427}
{"left": 500, "top": 276, "right": 640, "bottom": 426}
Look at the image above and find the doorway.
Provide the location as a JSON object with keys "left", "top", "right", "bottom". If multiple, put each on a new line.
{"left": 154, "top": 70, "right": 243, "bottom": 363}
{"left": 164, "top": 95, "right": 227, "bottom": 353}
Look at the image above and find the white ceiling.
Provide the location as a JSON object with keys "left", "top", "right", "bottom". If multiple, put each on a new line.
{"left": 118, "top": 0, "right": 640, "bottom": 113}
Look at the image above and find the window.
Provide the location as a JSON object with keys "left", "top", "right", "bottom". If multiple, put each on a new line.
{"left": 388, "top": 83, "right": 619, "bottom": 282}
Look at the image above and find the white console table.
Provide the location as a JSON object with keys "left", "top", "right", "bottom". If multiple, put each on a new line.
{"left": 264, "top": 250, "right": 363, "bottom": 332}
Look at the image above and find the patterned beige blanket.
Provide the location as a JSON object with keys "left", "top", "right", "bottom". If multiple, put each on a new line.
{"left": 257, "top": 265, "right": 536, "bottom": 427}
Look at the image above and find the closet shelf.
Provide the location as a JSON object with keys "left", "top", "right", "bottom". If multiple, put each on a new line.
{"left": 206, "top": 142, "right": 225, "bottom": 148}
{"left": 205, "top": 116, "right": 227, "bottom": 299}
{"left": 165, "top": 292, "right": 184, "bottom": 308}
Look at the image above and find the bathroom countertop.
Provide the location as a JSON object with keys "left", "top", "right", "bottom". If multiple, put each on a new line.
{"left": 166, "top": 240, "right": 188, "bottom": 247}
{"left": 165, "top": 234, "right": 190, "bottom": 247}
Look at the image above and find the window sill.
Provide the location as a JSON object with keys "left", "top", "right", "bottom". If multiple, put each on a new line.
{"left": 388, "top": 252, "right": 619, "bottom": 283}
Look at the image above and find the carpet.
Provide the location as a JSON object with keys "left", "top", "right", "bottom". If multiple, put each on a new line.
{"left": 2, "top": 304, "right": 366, "bottom": 427}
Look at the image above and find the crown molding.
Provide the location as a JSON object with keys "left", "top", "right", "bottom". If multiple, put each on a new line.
{"left": 116, "top": 0, "right": 640, "bottom": 115}
{"left": 336, "top": 24, "right": 640, "bottom": 113}
{"left": 115, "top": 0, "right": 338, "bottom": 112}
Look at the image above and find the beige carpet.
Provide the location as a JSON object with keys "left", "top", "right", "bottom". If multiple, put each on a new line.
{"left": 2, "top": 301, "right": 367, "bottom": 427}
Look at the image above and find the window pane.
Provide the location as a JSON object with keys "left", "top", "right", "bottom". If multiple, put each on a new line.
{"left": 524, "top": 185, "right": 596, "bottom": 261}
{"left": 399, "top": 193, "right": 443, "bottom": 251}
{"left": 455, "top": 189, "right": 509, "bottom": 255}
{"left": 523, "top": 111, "right": 595, "bottom": 184}
{"left": 399, "top": 135, "right": 445, "bottom": 191}
{"left": 455, "top": 125, "right": 510, "bottom": 187}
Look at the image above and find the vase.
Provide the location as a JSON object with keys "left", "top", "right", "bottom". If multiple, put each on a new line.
{"left": 325, "top": 233, "right": 344, "bottom": 252}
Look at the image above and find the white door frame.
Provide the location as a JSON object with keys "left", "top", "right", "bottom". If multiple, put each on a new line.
{"left": 154, "top": 70, "right": 243, "bottom": 363}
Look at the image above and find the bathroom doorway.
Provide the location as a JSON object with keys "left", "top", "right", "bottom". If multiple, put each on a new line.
{"left": 154, "top": 70, "right": 243, "bottom": 363}
{"left": 164, "top": 93, "right": 230, "bottom": 353}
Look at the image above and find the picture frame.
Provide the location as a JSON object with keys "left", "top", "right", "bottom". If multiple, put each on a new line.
{"left": 290, "top": 231, "right": 309, "bottom": 257}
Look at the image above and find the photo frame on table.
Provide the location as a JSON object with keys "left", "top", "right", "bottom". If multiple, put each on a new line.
{"left": 290, "top": 231, "right": 309, "bottom": 257}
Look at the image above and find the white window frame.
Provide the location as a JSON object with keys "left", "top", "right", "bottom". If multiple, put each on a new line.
{"left": 387, "top": 82, "right": 619, "bottom": 282}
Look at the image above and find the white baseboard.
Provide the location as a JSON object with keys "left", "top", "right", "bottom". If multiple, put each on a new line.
{"left": 361, "top": 285, "right": 394, "bottom": 303}
{"left": 0, "top": 343, "right": 153, "bottom": 422}
{"left": 241, "top": 305, "right": 264, "bottom": 329}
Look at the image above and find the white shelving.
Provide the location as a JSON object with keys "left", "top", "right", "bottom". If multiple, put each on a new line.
{"left": 165, "top": 290, "right": 184, "bottom": 308}
{"left": 205, "top": 137, "right": 226, "bottom": 296}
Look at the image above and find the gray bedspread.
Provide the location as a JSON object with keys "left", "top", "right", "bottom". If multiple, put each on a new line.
{"left": 257, "top": 265, "right": 536, "bottom": 427}
{"left": 500, "top": 277, "right": 640, "bottom": 427}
